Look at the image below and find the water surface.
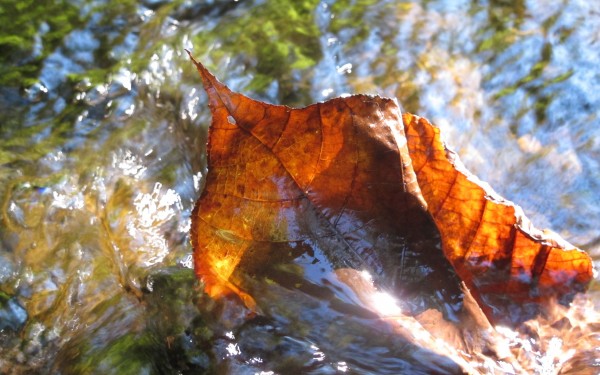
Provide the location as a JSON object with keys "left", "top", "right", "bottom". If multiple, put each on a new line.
{"left": 1, "top": 1, "right": 599, "bottom": 373}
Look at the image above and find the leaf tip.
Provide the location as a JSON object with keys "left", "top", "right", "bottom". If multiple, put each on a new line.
{"left": 185, "top": 49, "right": 205, "bottom": 75}
{"left": 186, "top": 49, "right": 234, "bottom": 108}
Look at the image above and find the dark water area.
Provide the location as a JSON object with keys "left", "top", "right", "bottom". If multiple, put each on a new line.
{"left": 0, "top": 0, "right": 599, "bottom": 374}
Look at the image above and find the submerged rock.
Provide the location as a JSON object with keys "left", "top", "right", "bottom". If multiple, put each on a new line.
{"left": 0, "top": 292, "right": 27, "bottom": 332}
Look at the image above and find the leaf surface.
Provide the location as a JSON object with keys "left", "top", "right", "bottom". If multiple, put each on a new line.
{"left": 188, "top": 52, "right": 593, "bottom": 321}
{"left": 403, "top": 113, "right": 593, "bottom": 321}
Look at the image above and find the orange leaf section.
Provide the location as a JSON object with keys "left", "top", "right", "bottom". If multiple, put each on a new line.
{"left": 403, "top": 113, "right": 594, "bottom": 321}
{"left": 188, "top": 52, "right": 446, "bottom": 310}
{"left": 188, "top": 52, "right": 593, "bottom": 321}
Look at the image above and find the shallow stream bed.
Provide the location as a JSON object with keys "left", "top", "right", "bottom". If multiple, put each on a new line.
{"left": 1, "top": 1, "right": 599, "bottom": 373}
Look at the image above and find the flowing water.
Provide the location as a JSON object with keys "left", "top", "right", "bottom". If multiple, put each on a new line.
{"left": 1, "top": 0, "right": 599, "bottom": 374}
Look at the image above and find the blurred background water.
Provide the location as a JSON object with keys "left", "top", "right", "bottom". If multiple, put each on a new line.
{"left": 0, "top": 0, "right": 599, "bottom": 373}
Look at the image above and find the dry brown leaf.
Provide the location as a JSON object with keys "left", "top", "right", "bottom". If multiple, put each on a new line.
{"left": 188, "top": 52, "right": 593, "bottom": 323}
{"left": 403, "top": 113, "right": 593, "bottom": 323}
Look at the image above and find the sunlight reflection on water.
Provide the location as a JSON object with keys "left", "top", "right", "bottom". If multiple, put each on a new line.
{"left": 128, "top": 182, "right": 182, "bottom": 266}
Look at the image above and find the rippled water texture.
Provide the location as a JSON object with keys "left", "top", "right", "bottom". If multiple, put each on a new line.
{"left": 1, "top": 1, "right": 599, "bottom": 374}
